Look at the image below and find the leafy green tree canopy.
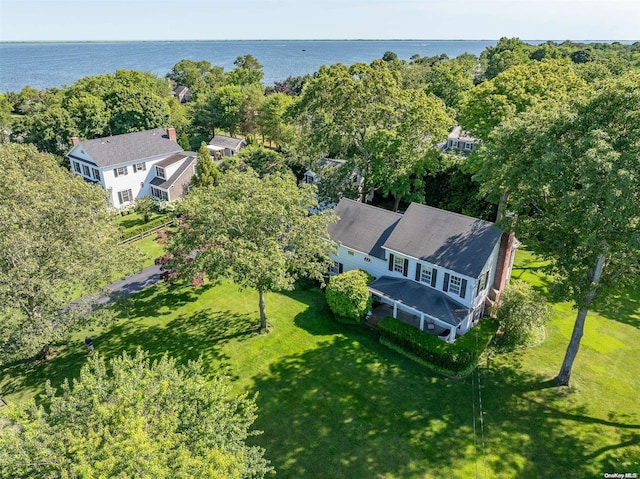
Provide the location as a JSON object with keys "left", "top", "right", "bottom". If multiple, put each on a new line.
{"left": 168, "top": 170, "right": 337, "bottom": 330}
{"left": 460, "top": 60, "right": 588, "bottom": 139}
{"left": 477, "top": 74, "right": 640, "bottom": 385}
{"left": 481, "top": 37, "right": 532, "bottom": 80}
{"left": 0, "top": 144, "right": 136, "bottom": 364}
{"left": 0, "top": 350, "right": 272, "bottom": 478}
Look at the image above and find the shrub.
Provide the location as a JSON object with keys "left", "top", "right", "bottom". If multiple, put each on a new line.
{"left": 134, "top": 196, "right": 156, "bottom": 223}
{"left": 378, "top": 317, "right": 497, "bottom": 375}
{"left": 491, "top": 280, "right": 551, "bottom": 350}
{"left": 325, "top": 270, "right": 373, "bottom": 322}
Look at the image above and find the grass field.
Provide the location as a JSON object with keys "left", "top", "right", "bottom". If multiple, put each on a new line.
{"left": 1, "top": 250, "right": 638, "bottom": 478}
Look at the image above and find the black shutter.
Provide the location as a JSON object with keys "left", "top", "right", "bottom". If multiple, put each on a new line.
{"left": 403, "top": 258, "right": 409, "bottom": 277}
{"left": 460, "top": 279, "right": 468, "bottom": 299}
{"left": 431, "top": 269, "right": 438, "bottom": 288}
{"left": 443, "top": 272, "right": 450, "bottom": 292}
{"left": 117, "top": 191, "right": 123, "bottom": 205}
{"left": 113, "top": 168, "right": 118, "bottom": 178}
{"left": 415, "top": 263, "right": 422, "bottom": 282}
{"left": 388, "top": 254, "right": 394, "bottom": 272}
{"left": 338, "top": 263, "right": 343, "bottom": 274}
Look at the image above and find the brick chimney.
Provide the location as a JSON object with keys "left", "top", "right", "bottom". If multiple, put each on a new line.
{"left": 492, "top": 231, "right": 516, "bottom": 295}
{"left": 71, "top": 137, "right": 79, "bottom": 146}
{"left": 167, "top": 128, "right": 177, "bottom": 142}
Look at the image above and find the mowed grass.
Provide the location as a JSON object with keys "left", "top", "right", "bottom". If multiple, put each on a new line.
{"left": 1, "top": 250, "right": 639, "bottom": 478}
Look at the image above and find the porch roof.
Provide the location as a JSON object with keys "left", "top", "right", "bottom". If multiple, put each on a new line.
{"left": 369, "top": 276, "right": 469, "bottom": 327}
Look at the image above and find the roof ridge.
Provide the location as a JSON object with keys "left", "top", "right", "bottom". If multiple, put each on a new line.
{"left": 340, "top": 198, "right": 403, "bottom": 217}
{"left": 405, "top": 202, "right": 497, "bottom": 227}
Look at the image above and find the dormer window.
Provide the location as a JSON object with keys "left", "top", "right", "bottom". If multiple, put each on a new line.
{"left": 155, "top": 166, "right": 166, "bottom": 179}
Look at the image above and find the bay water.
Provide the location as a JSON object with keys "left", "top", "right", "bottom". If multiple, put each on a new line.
{"left": 0, "top": 40, "right": 499, "bottom": 93}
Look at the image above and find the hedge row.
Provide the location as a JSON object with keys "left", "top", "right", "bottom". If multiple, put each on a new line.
{"left": 121, "top": 216, "right": 170, "bottom": 240}
{"left": 378, "top": 317, "right": 497, "bottom": 374}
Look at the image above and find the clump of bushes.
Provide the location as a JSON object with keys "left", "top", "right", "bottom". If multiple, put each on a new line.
{"left": 491, "top": 280, "right": 551, "bottom": 350}
{"left": 378, "top": 317, "right": 497, "bottom": 376}
{"left": 325, "top": 269, "right": 373, "bottom": 323}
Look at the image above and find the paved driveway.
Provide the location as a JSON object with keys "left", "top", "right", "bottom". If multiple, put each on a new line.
{"left": 69, "top": 264, "right": 162, "bottom": 311}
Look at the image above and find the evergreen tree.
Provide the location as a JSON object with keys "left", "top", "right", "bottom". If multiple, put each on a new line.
{"left": 192, "top": 141, "right": 221, "bottom": 188}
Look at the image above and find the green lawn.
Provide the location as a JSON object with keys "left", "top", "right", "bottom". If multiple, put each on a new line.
{"left": 1, "top": 250, "right": 639, "bottom": 478}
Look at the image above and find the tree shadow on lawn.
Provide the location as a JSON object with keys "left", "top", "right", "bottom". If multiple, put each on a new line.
{"left": 248, "top": 336, "right": 639, "bottom": 479}
{"left": 590, "top": 285, "right": 640, "bottom": 329}
{"left": 109, "top": 281, "right": 213, "bottom": 320}
{"left": 2, "top": 304, "right": 255, "bottom": 406}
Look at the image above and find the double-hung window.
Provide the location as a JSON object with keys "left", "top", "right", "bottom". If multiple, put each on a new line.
{"left": 420, "top": 267, "right": 432, "bottom": 285}
{"left": 388, "top": 253, "right": 408, "bottom": 276}
{"left": 92, "top": 168, "right": 100, "bottom": 181}
{"left": 117, "top": 189, "right": 133, "bottom": 205}
{"left": 114, "top": 166, "right": 128, "bottom": 177}
{"left": 443, "top": 272, "right": 467, "bottom": 299}
{"left": 415, "top": 263, "right": 438, "bottom": 287}
{"left": 448, "top": 275, "right": 462, "bottom": 295}
{"left": 155, "top": 166, "right": 166, "bottom": 179}
{"left": 133, "top": 162, "right": 146, "bottom": 173}
{"left": 82, "top": 164, "right": 91, "bottom": 177}
{"left": 73, "top": 162, "right": 81, "bottom": 174}
{"left": 393, "top": 255, "right": 405, "bottom": 273}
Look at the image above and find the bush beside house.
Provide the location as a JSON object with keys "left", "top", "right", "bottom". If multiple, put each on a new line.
{"left": 325, "top": 270, "right": 373, "bottom": 323}
{"left": 491, "top": 279, "right": 550, "bottom": 350}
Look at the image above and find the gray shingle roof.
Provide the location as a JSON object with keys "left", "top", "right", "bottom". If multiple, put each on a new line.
{"left": 155, "top": 152, "right": 191, "bottom": 168}
{"left": 73, "top": 128, "right": 183, "bottom": 168}
{"left": 208, "top": 134, "right": 247, "bottom": 151}
{"left": 369, "top": 276, "right": 469, "bottom": 327}
{"left": 327, "top": 199, "right": 402, "bottom": 259}
{"left": 150, "top": 155, "right": 196, "bottom": 190}
{"left": 383, "top": 203, "right": 502, "bottom": 278}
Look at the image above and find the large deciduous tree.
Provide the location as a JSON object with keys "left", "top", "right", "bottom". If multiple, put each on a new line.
{"left": 0, "top": 144, "right": 135, "bottom": 364}
{"left": 0, "top": 350, "right": 272, "bottom": 478}
{"left": 460, "top": 60, "right": 588, "bottom": 140}
{"left": 257, "top": 92, "right": 296, "bottom": 147}
{"left": 477, "top": 74, "right": 640, "bottom": 386}
{"left": 167, "top": 170, "right": 336, "bottom": 330}
{"left": 291, "top": 60, "right": 453, "bottom": 203}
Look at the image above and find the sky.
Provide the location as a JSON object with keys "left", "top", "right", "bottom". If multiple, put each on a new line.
{"left": 0, "top": 0, "right": 638, "bottom": 42}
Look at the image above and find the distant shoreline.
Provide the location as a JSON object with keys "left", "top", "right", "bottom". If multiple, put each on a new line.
{"left": 1, "top": 39, "right": 637, "bottom": 45}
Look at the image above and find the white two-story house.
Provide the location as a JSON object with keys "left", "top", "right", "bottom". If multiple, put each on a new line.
{"left": 327, "top": 199, "right": 516, "bottom": 343}
{"left": 67, "top": 128, "right": 196, "bottom": 208}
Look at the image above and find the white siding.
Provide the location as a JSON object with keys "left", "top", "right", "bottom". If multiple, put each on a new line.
{"left": 329, "top": 245, "right": 388, "bottom": 279}
{"left": 68, "top": 144, "right": 188, "bottom": 208}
